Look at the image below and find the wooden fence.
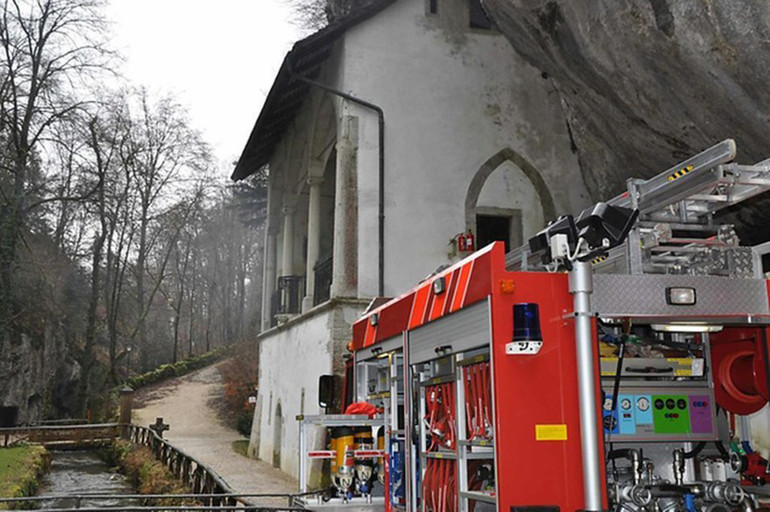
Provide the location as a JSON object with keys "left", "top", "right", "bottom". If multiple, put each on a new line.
{"left": 126, "top": 424, "right": 241, "bottom": 505}
{"left": 0, "top": 423, "right": 119, "bottom": 448}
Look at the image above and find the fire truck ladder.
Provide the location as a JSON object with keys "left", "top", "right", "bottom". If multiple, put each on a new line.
{"left": 509, "top": 139, "right": 770, "bottom": 277}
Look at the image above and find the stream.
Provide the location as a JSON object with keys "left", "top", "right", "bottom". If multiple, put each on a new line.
{"left": 35, "top": 450, "right": 137, "bottom": 509}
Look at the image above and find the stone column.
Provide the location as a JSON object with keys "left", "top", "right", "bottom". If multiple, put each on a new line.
{"left": 119, "top": 386, "right": 134, "bottom": 439}
{"left": 261, "top": 227, "right": 278, "bottom": 331}
{"left": 330, "top": 115, "right": 358, "bottom": 298}
{"left": 281, "top": 206, "right": 295, "bottom": 277}
{"left": 303, "top": 176, "right": 324, "bottom": 313}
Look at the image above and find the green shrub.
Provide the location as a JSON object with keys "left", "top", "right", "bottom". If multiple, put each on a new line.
{"left": 126, "top": 348, "right": 228, "bottom": 391}
{"left": 236, "top": 412, "right": 253, "bottom": 437}
{"left": 103, "top": 440, "right": 195, "bottom": 504}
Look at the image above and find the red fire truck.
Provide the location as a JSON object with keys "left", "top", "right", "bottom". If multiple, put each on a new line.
{"left": 296, "top": 140, "right": 770, "bottom": 512}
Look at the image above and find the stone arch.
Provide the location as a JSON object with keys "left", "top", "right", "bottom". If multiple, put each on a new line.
{"left": 319, "top": 148, "right": 336, "bottom": 263}
{"left": 303, "top": 95, "right": 338, "bottom": 307}
{"left": 310, "top": 95, "right": 338, "bottom": 167}
{"left": 465, "top": 148, "right": 556, "bottom": 250}
{"left": 273, "top": 401, "right": 283, "bottom": 468}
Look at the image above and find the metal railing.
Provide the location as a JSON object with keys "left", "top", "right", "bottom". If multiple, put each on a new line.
{"left": 313, "top": 256, "right": 332, "bottom": 306}
{"left": 273, "top": 275, "right": 305, "bottom": 319}
{"left": 0, "top": 492, "right": 316, "bottom": 512}
{"left": 270, "top": 289, "right": 281, "bottom": 327}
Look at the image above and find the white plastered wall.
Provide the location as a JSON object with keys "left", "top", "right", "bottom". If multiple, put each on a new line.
{"left": 254, "top": 311, "right": 333, "bottom": 479}
{"left": 250, "top": 302, "right": 366, "bottom": 481}
{"left": 339, "top": 0, "right": 591, "bottom": 297}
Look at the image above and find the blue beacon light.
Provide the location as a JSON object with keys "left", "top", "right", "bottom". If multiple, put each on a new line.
{"left": 507, "top": 303, "right": 543, "bottom": 355}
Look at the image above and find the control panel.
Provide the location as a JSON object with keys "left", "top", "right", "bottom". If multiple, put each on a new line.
{"left": 602, "top": 386, "right": 717, "bottom": 441}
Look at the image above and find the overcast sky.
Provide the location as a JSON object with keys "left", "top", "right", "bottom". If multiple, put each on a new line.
{"left": 105, "top": 0, "right": 304, "bottom": 174}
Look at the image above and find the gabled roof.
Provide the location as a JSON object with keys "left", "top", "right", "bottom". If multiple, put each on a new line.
{"left": 231, "top": 0, "right": 399, "bottom": 181}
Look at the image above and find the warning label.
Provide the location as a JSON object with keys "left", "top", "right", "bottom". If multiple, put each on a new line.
{"left": 535, "top": 424, "right": 568, "bottom": 441}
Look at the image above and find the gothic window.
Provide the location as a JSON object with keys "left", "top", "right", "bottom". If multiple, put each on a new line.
{"left": 469, "top": 0, "right": 493, "bottom": 29}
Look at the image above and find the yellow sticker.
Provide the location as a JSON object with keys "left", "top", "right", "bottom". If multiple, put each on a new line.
{"left": 667, "top": 165, "right": 694, "bottom": 182}
{"left": 536, "top": 424, "right": 568, "bottom": 441}
{"left": 667, "top": 358, "right": 692, "bottom": 365}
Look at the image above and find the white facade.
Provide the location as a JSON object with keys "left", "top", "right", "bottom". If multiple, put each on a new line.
{"left": 248, "top": 301, "right": 366, "bottom": 479}
{"left": 343, "top": 0, "right": 590, "bottom": 296}
{"left": 246, "top": 0, "right": 592, "bottom": 481}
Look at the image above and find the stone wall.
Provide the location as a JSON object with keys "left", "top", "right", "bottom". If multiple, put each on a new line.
{"left": 0, "top": 329, "right": 80, "bottom": 424}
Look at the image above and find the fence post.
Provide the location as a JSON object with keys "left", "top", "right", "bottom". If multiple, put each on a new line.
{"left": 119, "top": 386, "right": 134, "bottom": 439}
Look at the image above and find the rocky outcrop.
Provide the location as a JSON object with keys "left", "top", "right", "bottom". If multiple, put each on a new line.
{"left": 483, "top": 0, "right": 770, "bottom": 243}
{"left": 0, "top": 328, "right": 80, "bottom": 424}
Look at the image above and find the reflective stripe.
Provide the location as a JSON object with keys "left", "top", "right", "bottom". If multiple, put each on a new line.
{"left": 450, "top": 261, "right": 474, "bottom": 313}
{"left": 409, "top": 284, "right": 431, "bottom": 329}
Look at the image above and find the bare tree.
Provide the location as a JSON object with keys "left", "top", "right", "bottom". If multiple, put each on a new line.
{"left": 0, "top": 1, "right": 270, "bottom": 420}
{"left": 77, "top": 102, "right": 127, "bottom": 405}
{"left": 117, "top": 90, "right": 211, "bottom": 371}
{"left": 0, "top": 0, "right": 109, "bottom": 337}
{"left": 287, "top": 0, "right": 371, "bottom": 30}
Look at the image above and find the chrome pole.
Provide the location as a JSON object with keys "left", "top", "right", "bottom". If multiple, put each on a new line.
{"left": 569, "top": 260, "right": 603, "bottom": 511}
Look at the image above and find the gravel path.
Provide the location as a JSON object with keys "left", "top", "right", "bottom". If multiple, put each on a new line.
{"left": 132, "top": 364, "right": 296, "bottom": 501}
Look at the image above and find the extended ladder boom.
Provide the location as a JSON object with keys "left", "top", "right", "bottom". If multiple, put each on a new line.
{"left": 508, "top": 139, "right": 770, "bottom": 277}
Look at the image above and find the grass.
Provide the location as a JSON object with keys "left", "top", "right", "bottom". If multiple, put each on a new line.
{"left": 0, "top": 445, "right": 50, "bottom": 505}
{"left": 231, "top": 440, "right": 249, "bottom": 458}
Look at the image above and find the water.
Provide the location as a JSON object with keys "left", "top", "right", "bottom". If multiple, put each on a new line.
{"left": 35, "top": 450, "right": 137, "bottom": 509}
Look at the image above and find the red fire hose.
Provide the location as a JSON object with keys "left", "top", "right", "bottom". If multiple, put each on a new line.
{"left": 425, "top": 383, "right": 457, "bottom": 451}
{"left": 423, "top": 379, "right": 459, "bottom": 512}
{"left": 463, "top": 362, "right": 492, "bottom": 440}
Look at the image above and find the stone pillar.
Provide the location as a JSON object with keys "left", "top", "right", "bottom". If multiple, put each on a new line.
{"left": 331, "top": 115, "right": 358, "bottom": 298}
{"left": 119, "top": 386, "right": 134, "bottom": 439}
{"left": 261, "top": 227, "right": 278, "bottom": 331}
{"left": 281, "top": 206, "right": 295, "bottom": 277}
{"left": 303, "top": 176, "right": 324, "bottom": 312}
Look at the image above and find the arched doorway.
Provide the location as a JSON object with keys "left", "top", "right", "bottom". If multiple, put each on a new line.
{"left": 465, "top": 149, "right": 555, "bottom": 251}
{"left": 273, "top": 401, "right": 283, "bottom": 468}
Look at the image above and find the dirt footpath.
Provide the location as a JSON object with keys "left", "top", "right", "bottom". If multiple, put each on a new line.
{"left": 132, "top": 364, "right": 296, "bottom": 499}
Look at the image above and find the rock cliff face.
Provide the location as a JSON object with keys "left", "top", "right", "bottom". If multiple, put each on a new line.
{"left": 483, "top": 0, "right": 770, "bottom": 243}
{"left": 0, "top": 329, "right": 80, "bottom": 424}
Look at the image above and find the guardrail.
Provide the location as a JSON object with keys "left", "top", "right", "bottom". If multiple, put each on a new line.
{"left": 0, "top": 492, "right": 318, "bottom": 511}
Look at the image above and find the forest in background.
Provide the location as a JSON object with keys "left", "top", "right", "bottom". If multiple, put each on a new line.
{"left": 0, "top": 0, "right": 266, "bottom": 420}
